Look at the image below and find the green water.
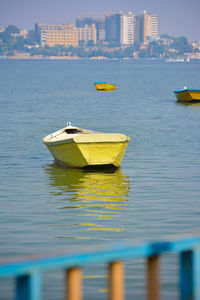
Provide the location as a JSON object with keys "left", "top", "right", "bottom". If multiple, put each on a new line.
{"left": 0, "top": 60, "right": 200, "bottom": 299}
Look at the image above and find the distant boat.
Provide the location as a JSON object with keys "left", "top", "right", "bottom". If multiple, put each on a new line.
{"left": 43, "top": 123, "right": 130, "bottom": 168}
{"left": 174, "top": 87, "right": 200, "bottom": 103}
{"left": 94, "top": 82, "right": 116, "bottom": 91}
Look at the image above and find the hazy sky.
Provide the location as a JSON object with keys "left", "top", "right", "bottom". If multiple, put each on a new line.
{"left": 1, "top": 0, "right": 199, "bottom": 41}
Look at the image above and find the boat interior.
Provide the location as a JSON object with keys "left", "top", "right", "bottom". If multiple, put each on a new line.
{"left": 65, "top": 128, "right": 82, "bottom": 134}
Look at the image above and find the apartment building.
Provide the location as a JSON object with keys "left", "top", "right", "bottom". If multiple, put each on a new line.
{"left": 141, "top": 11, "right": 159, "bottom": 43}
{"left": 77, "top": 24, "right": 97, "bottom": 45}
{"left": 120, "top": 12, "right": 134, "bottom": 46}
{"left": 35, "top": 23, "right": 78, "bottom": 47}
{"left": 76, "top": 17, "right": 105, "bottom": 42}
{"left": 147, "top": 14, "right": 159, "bottom": 39}
{"left": 105, "top": 13, "right": 121, "bottom": 44}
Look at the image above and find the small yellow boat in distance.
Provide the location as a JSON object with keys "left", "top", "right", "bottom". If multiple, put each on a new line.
{"left": 174, "top": 88, "right": 200, "bottom": 103}
{"left": 43, "top": 123, "right": 130, "bottom": 168}
{"left": 94, "top": 82, "right": 116, "bottom": 91}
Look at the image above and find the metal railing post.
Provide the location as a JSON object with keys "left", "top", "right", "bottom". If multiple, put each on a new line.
{"left": 193, "top": 248, "right": 200, "bottom": 300}
{"left": 180, "top": 249, "right": 200, "bottom": 300}
{"left": 108, "top": 260, "right": 124, "bottom": 300}
{"left": 15, "top": 271, "right": 42, "bottom": 300}
{"left": 180, "top": 250, "right": 193, "bottom": 300}
{"left": 65, "top": 267, "right": 82, "bottom": 300}
{"left": 146, "top": 255, "right": 160, "bottom": 300}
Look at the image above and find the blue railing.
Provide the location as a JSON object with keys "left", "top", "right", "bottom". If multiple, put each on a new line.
{"left": 0, "top": 235, "right": 200, "bottom": 300}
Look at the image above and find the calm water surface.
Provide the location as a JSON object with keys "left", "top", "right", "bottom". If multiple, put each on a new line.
{"left": 0, "top": 60, "right": 200, "bottom": 299}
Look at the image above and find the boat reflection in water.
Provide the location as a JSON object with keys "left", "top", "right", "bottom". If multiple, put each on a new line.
{"left": 44, "top": 163, "right": 130, "bottom": 239}
{"left": 176, "top": 101, "right": 200, "bottom": 107}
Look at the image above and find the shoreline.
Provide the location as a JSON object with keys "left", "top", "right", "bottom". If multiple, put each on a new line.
{"left": 1, "top": 56, "right": 200, "bottom": 63}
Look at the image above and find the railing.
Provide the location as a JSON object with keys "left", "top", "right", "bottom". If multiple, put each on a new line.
{"left": 0, "top": 235, "right": 200, "bottom": 300}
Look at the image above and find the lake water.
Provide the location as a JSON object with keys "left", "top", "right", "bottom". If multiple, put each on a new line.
{"left": 0, "top": 59, "right": 200, "bottom": 299}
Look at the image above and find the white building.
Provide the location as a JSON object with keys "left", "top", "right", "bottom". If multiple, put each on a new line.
{"left": 77, "top": 24, "right": 97, "bottom": 45}
{"left": 147, "top": 13, "right": 159, "bottom": 39}
{"left": 135, "top": 11, "right": 158, "bottom": 43}
{"left": 120, "top": 12, "right": 134, "bottom": 46}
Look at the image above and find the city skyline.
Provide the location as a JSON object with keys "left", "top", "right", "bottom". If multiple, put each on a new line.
{"left": 0, "top": 0, "right": 199, "bottom": 41}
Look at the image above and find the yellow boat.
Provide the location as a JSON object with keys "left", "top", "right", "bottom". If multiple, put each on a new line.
{"left": 94, "top": 82, "right": 116, "bottom": 91}
{"left": 43, "top": 123, "right": 130, "bottom": 168}
{"left": 174, "top": 88, "right": 200, "bottom": 103}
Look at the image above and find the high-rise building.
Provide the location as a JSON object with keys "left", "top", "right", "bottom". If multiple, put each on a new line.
{"left": 35, "top": 23, "right": 43, "bottom": 43}
{"left": 35, "top": 23, "right": 78, "bottom": 47}
{"left": 105, "top": 13, "right": 121, "bottom": 44}
{"left": 140, "top": 11, "right": 158, "bottom": 43}
{"left": 76, "top": 17, "right": 105, "bottom": 42}
{"left": 134, "top": 15, "right": 142, "bottom": 43}
{"left": 133, "top": 11, "right": 158, "bottom": 44}
{"left": 77, "top": 24, "right": 97, "bottom": 45}
{"left": 147, "top": 14, "right": 159, "bottom": 39}
{"left": 120, "top": 12, "right": 134, "bottom": 46}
